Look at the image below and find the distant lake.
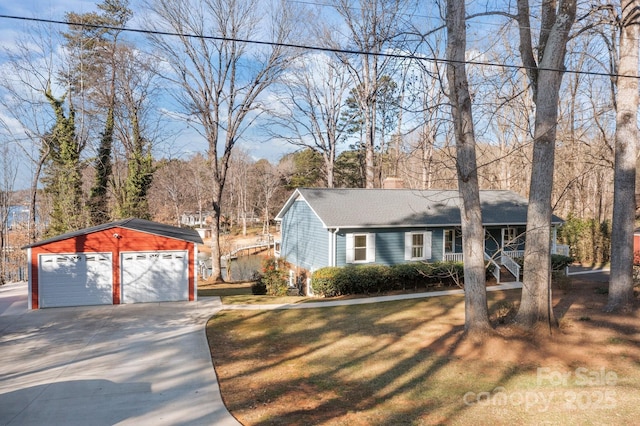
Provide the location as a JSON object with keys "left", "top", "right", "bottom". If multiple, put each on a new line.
{"left": 7, "top": 206, "right": 29, "bottom": 228}
{"left": 199, "top": 253, "right": 264, "bottom": 282}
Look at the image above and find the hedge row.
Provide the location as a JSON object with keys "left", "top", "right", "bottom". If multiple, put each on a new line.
{"left": 311, "top": 261, "right": 474, "bottom": 297}
{"left": 512, "top": 254, "right": 574, "bottom": 276}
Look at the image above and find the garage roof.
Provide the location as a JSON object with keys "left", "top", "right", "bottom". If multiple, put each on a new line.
{"left": 23, "top": 218, "right": 204, "bottom": 248}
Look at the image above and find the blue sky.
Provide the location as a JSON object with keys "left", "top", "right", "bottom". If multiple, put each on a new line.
{"left": 0, "top": 0, "right": 297, "bottom": 190}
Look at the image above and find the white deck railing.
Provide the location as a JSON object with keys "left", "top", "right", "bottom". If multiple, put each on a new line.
{"left": 443, "top": 252, "right": 464, "bottom": 262}
{"left": 484, "top": 252, "right": 501, "bottom": 283}
{"left": 500, "top": 253, "right": 521, "bottom": 279}
{"left": 502, "top": 250, "right": 524, "bottom": 260}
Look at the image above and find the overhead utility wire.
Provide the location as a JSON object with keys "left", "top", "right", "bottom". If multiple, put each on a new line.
{"left": 0, "top": 13, "right": 636, "bottom": 80}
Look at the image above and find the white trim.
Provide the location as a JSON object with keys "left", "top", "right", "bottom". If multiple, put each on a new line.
{"left": 27, "top": 248, "right": 32, "bottom": 310}
{"left": 346, "top": 232, "right": 375, "bottom": 264}
{"left": 193, "top": 244, "right": 198, "bottom": 301}
{"left": 346, "top": 233, "right": 354, "bottom": 263}
{"left": 366, "top": 233, "right": 376, "bottom": 262}
{"left": 405, "top": 231, "right": 431, "bottom": 261}
{"left": 120, "top": 250, "right": 189, "bottom": 303}
{"left": 502, "top": 227, "right": 517, "bottom": 248}
{"left": 329, "top": 228, "right": 340, "bottom": 267}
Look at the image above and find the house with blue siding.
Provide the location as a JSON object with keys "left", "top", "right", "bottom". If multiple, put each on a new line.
{"left": 275, "top": 188, "right": 565, "bottom": 283}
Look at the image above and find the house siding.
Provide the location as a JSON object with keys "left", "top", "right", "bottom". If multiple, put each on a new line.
{"left": 485, "top": 228, "right": 502, "bottom": 255}
{"left": 280, "top": 199, "right": 329, "bottom": 270}
{"left": 484, "top": 226, "right": 526, "bottom": 257}
{"left": 432, "top": 229, "right": 445, "bottom": 261}
{"left": 336, "top": 228, "right": 444, "bottom": 267}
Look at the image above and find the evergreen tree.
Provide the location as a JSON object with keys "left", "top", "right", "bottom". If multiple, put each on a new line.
{"left": 64, "top": 0, "right": 132, "bottom": 224}
{"left": 41, "top": 87, "right": 86, "bottom": 236}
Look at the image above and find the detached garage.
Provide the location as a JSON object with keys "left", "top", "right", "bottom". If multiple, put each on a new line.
{"left": 23, "top": 218, "right": 204, "bottom": 309}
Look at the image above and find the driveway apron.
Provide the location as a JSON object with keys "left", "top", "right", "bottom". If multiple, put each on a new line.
{"left": 0, "top": 282, "right": 240, "bottom": 426}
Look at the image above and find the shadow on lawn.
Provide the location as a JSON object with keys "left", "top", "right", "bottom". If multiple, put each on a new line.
{"left": 207, "top": 279, "right": 639, "bottom": 425}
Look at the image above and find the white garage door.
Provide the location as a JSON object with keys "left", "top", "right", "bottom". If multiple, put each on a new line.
{"left": 121, "top": 251, "right": 189, "bottom": 303}
{"left": 39, "top": 253, "right": 113, "bottom": 308}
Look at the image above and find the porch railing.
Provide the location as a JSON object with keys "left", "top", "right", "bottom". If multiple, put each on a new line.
{"left": 502, "top": 250, "right": 524, "bottom": 260}
{"left": 443, "top": 252, "right": 464, "bottom": 262}
{"left": 484, "top": 252, "right": 501, "bottom": 283}
{"left": 500, "top": 253, "right": 521, "bottom": 280}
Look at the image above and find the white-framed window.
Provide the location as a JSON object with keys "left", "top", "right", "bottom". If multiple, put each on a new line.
{"left": 444, "top": 229, "right": 455, "bottom": 253}
{"left": 405, "top": 231, "right": 432, "bottom": 261}
{"left": 503, "top": 227, "right": 517, "bottom": 246}
{"left": 346, "top": 233, "right": 375, "bottom": 263}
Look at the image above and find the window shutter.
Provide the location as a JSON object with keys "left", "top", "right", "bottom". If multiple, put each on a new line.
{"left": 424, "top": 231, "right": 432, "bottom": 259}
{"left": 366, "top": 233, "right": 376, "bottom": 262}
{"left": 346, "top": 234, "right": 354, "bottom": 263}
{"left": 404, "top": 232, "right": 412, "bottom": 260}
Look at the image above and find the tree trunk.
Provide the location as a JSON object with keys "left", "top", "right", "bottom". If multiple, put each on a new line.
{"left": 514, "top": 0, "right": 576, "bottom": 329}
{"left": 209, "top": 183, "right": 225, "bottom": 283}
{"left": 446, "top": 0, "right": 491, "bottom": 334}
{"left": 606, "top": 0, "right": 639, "bottom": 312}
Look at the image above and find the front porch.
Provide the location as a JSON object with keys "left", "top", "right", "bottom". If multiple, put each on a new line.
{"left": 444, "top": 245, "right": 569, "bottom": 283}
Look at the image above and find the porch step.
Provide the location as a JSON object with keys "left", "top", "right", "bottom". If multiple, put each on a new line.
{"left": 499, "top": 265, "right": 517, "bottom": 282}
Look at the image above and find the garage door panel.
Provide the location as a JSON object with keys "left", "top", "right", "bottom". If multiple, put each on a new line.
{"left": 121, "top": 251, "right": 188, "bottom": 303}
{"left": 39, "top": 254, "right": 113, "bottom": 308}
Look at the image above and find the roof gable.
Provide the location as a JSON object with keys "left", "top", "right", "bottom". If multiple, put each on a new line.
{"left": 23, "top": 218, "right": 204, "bottom": 249}
{"left": 276, "top": 188, "right": 563, "bottom": 228}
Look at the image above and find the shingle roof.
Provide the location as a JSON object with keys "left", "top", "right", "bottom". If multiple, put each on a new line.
{"left": 276, "top": 188, "right": 564, "bottom": 228}
{"left": 22, "top": 218, "right": 204, "bottom": 248}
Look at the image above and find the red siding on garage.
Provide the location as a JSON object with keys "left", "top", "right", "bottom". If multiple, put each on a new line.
{"left": 29, "top": 226, "right": 196, "bottom": 309}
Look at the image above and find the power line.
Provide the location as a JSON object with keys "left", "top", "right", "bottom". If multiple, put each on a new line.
{"left": 0, "top": 13, "right": 635, "bottom": 80}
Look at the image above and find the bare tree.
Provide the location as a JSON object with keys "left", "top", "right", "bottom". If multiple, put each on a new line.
{"left": 0, "top": 142, "right": 18, "bottom": 285}
{"left": 330, "top": 0, "right": 410, "bottom": 188}
{"left": 269, "top": 53, "right": 351, "bottom": 187}
{"left": 0, "top": 23, "right": 69, "bottom": 242}
{"left": 607, "top": 0, "right": 639, "bottom": 312}
{"left": 146, "top": 0, "right": 300, "bottom": 281}
{"left": 445, "top": 0, "right": 491, "bottom": 334}
{"left": 225, "top": 150, "right": 253, "bottom": 236}
{"left": 250, "top": 159, "right": 282, "bottom": 235}
{"left": 148, "top": 158, "right": 193, "bottom": 226}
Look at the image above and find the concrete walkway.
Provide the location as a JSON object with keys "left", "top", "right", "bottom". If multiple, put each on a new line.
{"left": 221, "top": 281, "right": 523, "bottom": 311}
{"left": 0, "top": 282, "right": 240, "bottom": 426}
{"left": 0, "top": 279, "right": 526, "bottom": 426}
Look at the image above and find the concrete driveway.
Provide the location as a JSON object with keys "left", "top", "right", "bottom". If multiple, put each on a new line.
{"left": 0, "top": 282, "right": 240, "bottom": 426}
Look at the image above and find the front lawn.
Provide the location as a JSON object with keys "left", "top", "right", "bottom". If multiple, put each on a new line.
{"left": 206, "top": 279, "right": 640, "bottom": 425}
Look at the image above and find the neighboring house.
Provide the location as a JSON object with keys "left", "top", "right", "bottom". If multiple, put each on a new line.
{"left": 23, "top": 218, "right": 203, "bottom": 309}
{"left": 274, "top": 188, "right": 565, "bottom": 282}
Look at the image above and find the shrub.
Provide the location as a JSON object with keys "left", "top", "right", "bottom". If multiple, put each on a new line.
{"left": 513, "top": 254, "right": 574, "bottom": 275}
{"left": 390, "top": 263, "right": 425, "bottom": 289}
{"left": 421, "top": 261, "right": 465, "bottom": 287}
{"left": 251, "top": 280, "right": 267, "bottom": 295}
{"left": 551, "top": 254, "right": 574, "bottom": 271}
{"left": 312, "top": 261, "right": 467, "bottom": 296}
{"left": 258, "top": 257, "right": 289, "bottom": 296}
{"left": 311, "top": 267, "right": 343, "bottom": 297}
{"left": 351, "top": 264, "right": 393, "bottom": 294}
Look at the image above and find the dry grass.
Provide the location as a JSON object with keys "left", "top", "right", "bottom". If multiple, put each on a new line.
{"left": 206, "top": 277, "right": 640, "bottom": 425}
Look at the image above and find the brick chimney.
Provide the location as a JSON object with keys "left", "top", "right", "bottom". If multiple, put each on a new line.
{"left": 382, "top": 177, "right": 404, "bottom": 189}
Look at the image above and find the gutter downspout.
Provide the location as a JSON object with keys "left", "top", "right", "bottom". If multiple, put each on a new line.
{"left": 331, "top": 228, "right": 340, "bottom": 267}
